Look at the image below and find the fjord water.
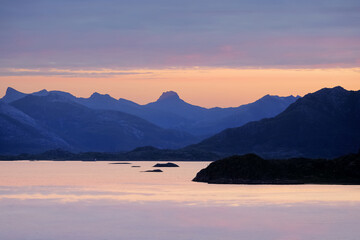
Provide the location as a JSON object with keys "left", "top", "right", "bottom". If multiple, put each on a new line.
{"left": 0, "top": 161, "right": 359, "bottom": 240}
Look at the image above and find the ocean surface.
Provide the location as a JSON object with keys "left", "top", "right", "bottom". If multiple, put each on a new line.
{"left": 0, "top": 161, "right": 359, "bottom": 240}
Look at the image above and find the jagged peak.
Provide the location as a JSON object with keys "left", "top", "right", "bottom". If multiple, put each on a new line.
{"left": 258, "top": 94, "right": 282, "bottom": 101}
{"left": 2, "top": 87, "right": 26, "bottom": 103}
{"left": 90, "top": 92, "right": 111, "bottom": 99}
{"left": 259, "top": 94, "right": 300, "bottom": 101}
{"left": 308, "top": 86, "right": 348, "bottom": 98}
{"left": 157, "top": 91, "right": 180, "bottom": 102}
{"left": 32, "top": 89, "right": 49, "bottom": 96}
{"left": 260, "top": 94, "right": 277, "bottom": 99}
{"left": 318, "top": 86, "right": 346, "bottom": 93}
{"left": 5, "top": 87, "right": 49, "bottom": 96}
{"left": 284, "top": 95, "right": 301, "bottom": 99}
{"left": 6, "top": 87, "right": 22, "bottom": 94}
{"left": 332, "top": 86, "right": 346, "bottom": 91}
{"left": 90, "top": 92, "right": 100, "bottom": 97}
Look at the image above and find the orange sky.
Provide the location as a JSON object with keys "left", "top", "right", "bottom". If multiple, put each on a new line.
{"left": 1, "top": 67, "right": 359, "bottom": 108}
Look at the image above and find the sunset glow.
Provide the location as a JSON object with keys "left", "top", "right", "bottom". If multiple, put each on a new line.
{"left": 1, "top": 0, "right": 359, "bottom": 107}
{"left": 1, "top": 1, "right": 360, "bottom": 240}
{"left": 1, "top": 67, "right": 359, "bottom": 107}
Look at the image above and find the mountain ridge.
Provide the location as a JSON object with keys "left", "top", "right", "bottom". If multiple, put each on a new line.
{"left": 190, "top": 86, "right": 360, "bottom": 159}
{"left": 1, "top": 87, "right": 299, "bottom": 137}
{"left": 0, "top": 86, "right": 358, "bottom": 158}
{"left": 0, "top": 101, "right": 71, "bottom": 154}
{"left": 9, "top": 94, "right": 197, "bottom": 153}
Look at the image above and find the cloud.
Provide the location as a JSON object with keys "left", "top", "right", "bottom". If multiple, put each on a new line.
{"left": 0, "top": 68, "right": 152, "bottom": 77}
{"left": 0, "top": 0, "right": 359, "bottom": 69}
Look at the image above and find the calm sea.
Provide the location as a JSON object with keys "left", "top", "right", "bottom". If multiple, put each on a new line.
{"left": 0, "top": 161, "right": 359, "bottom": 240}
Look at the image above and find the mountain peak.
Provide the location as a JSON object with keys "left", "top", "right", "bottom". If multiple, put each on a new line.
{"left": 259, "top": 94, "right": 277, "bottom": 100}
{"left": 332, "top": 86, "right": 346, "bottom": 91}
{"left": 2, "top": 87, "right": 26, "bottom": 103}
{"left": 305, "top": 86, "right": 348, "bottom": 101}
{"left": 90, "top": 92, "right": 100, "bottom": 97}
{"left": 32, "top": 89, "right": 48, "bottom": 96}
{"left": 90, "top": 92, "right": 111, "bottom": 99}
{"left": 317, "top": 86, "right": 346, "bottom": 95}
{"left": 6, "top": 87, "right": 20, "bottom": 94}
{"left": 157, "top": 91, "right": 180, "bottom": 102}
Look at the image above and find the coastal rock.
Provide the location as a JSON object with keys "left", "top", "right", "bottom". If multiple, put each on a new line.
{"left": 193, "top": 153, "right": 360, "bottom": 184}
{"left": 143, "top": 169, "right": 163, "bottom": 172}
{"left": 153, "top": 162, "right": 179, "bottom": 167}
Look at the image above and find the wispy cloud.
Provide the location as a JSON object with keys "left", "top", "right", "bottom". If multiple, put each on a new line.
{"left": 0, "top": 68, "right": 153, "bottom": 77}
{"left": 0, "top": 0, "right": 359, "bottom": 70}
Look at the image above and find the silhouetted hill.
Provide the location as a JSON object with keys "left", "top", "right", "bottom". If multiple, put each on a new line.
{"left": 193, "top": 153, "right": 360, "bottom": 184}
{"left": 10, "top": 94, "right": 197, "bottom": 152}
{"left": 191, "top": 87, "right": 360, "bottom": 159}
{"left": 189, "top": 94, "right": 299, "bottom": 136}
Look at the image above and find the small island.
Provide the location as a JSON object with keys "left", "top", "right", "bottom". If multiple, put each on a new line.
{"left": 153, "top": 162, "right": 179, "bottom": 167}
{"left": 193, "top": 153, "right": 360, "bottom": 184}
{"left": 143, "top": 169, "right": 163, "bottom": 173}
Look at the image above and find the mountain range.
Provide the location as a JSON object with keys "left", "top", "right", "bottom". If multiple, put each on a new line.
{"left": 0, "top": 101, "right": 70, "bottom": 154}
{"left": 0, "top": 87, "right": 298, "bottom": 154}
{"left": 1, "top": 86, "right": 358, "bottom": 159}
{"left": 191, "top": 86, "right": 360, "bottom": 159}
{"left": 2, "top": 87, "right": 299, "bottom": 137}
{"left": 9, "top": 93, "right": 195, "bottom": 153}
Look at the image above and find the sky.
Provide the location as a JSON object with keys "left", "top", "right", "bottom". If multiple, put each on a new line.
{"left": 0, "top": 0, "right": 359, "bottom": 107}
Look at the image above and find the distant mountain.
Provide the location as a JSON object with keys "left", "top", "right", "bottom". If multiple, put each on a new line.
{"left": 10, "top": 94, "right": 197, "bottom": 153}
{"left": 77, "top": 92, "right": 189, "bottom": 130}
{"left": 1, "top": 87, "right": 27, "bottom": 103}
{"left": 188, "top": 94, "right": 300, "bottom": 136}
{"left": 1, "top": 86, "right": 358, "bottom": 158}
{"left": 145, "top": 91, "right": 208, "bottom": 120}
{"left": 191, "top": 87, "right": 360, "bottom": 159}
{"left": 1, "top": 87, "right": 299, "bottom": 137}
{"left": 78, "top": 92, "right": 140, "bottom": 111}
{"left": 1, "top": 87, "right": 50, "bottom": 103}
{"left": 0, "top": 101, "right": 70, "bottom": 154}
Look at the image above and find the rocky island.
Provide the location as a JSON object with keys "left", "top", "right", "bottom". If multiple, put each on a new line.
{"left": 193, "top": 153, "right": 360, "bottom": 184}
{"left": 153, "top": 162, "right": 179, "bottom": 167}
{"left": 143, "top": 169, "right": 163, "bottom": 173}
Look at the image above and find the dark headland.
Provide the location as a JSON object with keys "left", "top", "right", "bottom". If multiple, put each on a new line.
{"left": 193, "top": 153, "right": 360, "bottom": 184}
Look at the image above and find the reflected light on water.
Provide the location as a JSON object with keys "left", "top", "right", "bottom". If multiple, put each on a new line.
{"left": 1, "top": 161, "right": 360, "bottom": 240}
{"left": 0, "top": 161, "right": 359, "bottom": 206}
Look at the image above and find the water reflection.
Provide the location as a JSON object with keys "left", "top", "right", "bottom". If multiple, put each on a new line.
{"left": 0, "top": 161, "right": 359, "bottom": 206}
{"left": 0, "top": 161, "right": 359, "bottom": 240}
